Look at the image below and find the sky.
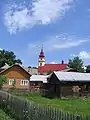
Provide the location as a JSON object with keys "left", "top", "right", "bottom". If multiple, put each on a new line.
{"left": 0, "top": 0, "right": 90, "bottom": 67}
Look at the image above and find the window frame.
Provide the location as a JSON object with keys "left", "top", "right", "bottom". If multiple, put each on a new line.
{"left": 20, "top": 80, "right": 29, "bottom": 86}
{"left": 9, "top": 79, "right": 14, "bottom": 85}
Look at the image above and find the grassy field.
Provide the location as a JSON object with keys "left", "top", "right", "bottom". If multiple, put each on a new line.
{"left": 0, "top": 109, "right": 15, "bottom": 120}
{"left": 13, "top": 92, "right": 90, "bottom": 115}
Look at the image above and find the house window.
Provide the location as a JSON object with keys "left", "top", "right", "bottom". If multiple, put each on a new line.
{"left": 9, "top": 79, "right": 14, "bottom": 85}
{"left": 21, "top": 80, "right": 29, "bottom": 86}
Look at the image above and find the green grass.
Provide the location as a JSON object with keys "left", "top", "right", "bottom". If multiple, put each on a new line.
{"left": 12, "top": 92, "right": 90, "bottom": 115}
{"left": 0, "top": 109, "right": 15, "bottom": 120}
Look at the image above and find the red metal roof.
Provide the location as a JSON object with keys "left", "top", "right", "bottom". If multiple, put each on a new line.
{"left": 38, "top": 64, "right": 68, "bottom": 73}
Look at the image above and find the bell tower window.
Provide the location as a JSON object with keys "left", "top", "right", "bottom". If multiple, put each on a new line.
{"left": 40, "top": 63, "right": 42, "bottom": 66}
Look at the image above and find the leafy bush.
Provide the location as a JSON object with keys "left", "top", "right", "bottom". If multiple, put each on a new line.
{"left": 0, "top": 75, "right": 7, "bottom": 89}
{"left": 0, "top": 109, "right": 15, "bottom": 120}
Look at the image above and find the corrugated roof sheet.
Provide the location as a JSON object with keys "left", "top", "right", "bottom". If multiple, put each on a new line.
{"left": 30, "top": 75, "right": 48, "bottom": 83}
{"left": 53, "top": 71, "right": 90, "bottom": 81}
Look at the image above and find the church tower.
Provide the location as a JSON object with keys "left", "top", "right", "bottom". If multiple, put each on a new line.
{"left": 38, "top": 48, "right": 45, "bottom": 67}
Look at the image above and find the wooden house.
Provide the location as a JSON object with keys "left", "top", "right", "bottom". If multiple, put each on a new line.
{"left": 0, "top": 64, "right": 31, "bottom": 90}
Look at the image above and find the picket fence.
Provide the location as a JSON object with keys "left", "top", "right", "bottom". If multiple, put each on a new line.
{"left": 0, "top": 91, "right": 90, "bottom": 120}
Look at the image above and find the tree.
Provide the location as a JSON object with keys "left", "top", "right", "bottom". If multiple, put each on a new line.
{"left": 86, "top": 65, "right": 90, "bottom": 73}
{"left": 28, "top": 66, "right": 31, "bottom": 68}
{"left": 0, "top": 75, "right": 7, "bottom": 89}
{"left": 0, "top": 49, "right": 22, "bottom": 67}
{"left": 68, "top": 56, "right": 84, "bottom": 72}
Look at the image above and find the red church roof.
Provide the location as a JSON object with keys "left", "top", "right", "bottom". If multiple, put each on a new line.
{"left": 38, "top": 64, "right": 68, "bottom": 73}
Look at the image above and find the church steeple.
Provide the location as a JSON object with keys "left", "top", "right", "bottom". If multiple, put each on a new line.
{"left": 39, "top": 48, "right": 44, "bottom": 58}
{"left": 38, "top": 46, "right": 45, "bottom": 67}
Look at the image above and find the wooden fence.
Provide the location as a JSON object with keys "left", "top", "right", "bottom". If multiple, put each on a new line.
{"left": 0, "top": 91, "right": 90, "bottom": 120}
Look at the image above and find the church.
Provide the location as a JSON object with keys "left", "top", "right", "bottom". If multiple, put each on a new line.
{"left": 38, "top": 48, "right": 68, "bottom": 75}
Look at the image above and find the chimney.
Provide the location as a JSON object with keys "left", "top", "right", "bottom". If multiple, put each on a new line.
{"left": 61, "top": 60, "right": 64, "bottom": 64}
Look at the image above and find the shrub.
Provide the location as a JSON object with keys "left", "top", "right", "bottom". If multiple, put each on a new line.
{"left": 0, "top": 75, "right": 7, "bottom": 89}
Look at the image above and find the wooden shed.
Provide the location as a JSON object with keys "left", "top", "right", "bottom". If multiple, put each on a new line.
{"left": 47, "top": 71, "right": 90, "bottom": 97}
{"left": 29, "top": 75, "right": 48, "bottom": 92}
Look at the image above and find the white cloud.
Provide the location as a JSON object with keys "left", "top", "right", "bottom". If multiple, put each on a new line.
{"left": 32, "top": 0, "right": 73, "bottom": 24}
{"left": 0, "top": 48, "right": 2, "bottom": 50}
{"left": 44, "top": 35, "right": 89, "bottom": 51}
{"left": 28, "top": 34, "right": 89, "bottom": 56}
{"left": 72, "top": 51, "right": 90, "bottom": 60}
{"left": 4, "top": 4, "right": 34, "bottom": 34}
{"left": 50, "top": 61, "right": 57, "bottom": 64}
{"left": 53, "top": 39, "right": 87, "bottom": 49}
{"left": 79, "top": 51, "right": 90, "bottom": 59}
{"left": 4, "top": 0, "right": 73, "bottom": 34}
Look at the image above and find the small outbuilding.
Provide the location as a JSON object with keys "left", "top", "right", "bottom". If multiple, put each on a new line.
{"left": 47, "top": 71, "right": 90, "bottom": 97}
{"left": 30, "top": 75, "right": 48, "bottom": 92}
